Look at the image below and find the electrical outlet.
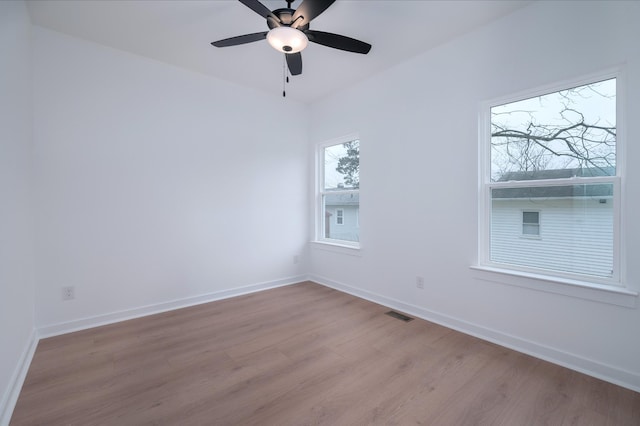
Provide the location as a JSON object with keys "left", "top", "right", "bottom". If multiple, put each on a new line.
{"left": 293, "top": 255, "right": 300, "bottom": 264}
{"left": 62, "top": 286, "right": 75, "bottom": 301}
{"left": 416, "top": 276, "right": 424, "bottom": 289}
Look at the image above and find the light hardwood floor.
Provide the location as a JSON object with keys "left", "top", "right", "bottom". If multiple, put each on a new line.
{"left": 11, "top": 281, "right": 640, "bottom": 425}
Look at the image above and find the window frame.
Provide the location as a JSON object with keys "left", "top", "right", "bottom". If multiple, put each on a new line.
{"left": 521, "top": 210, "right": 540, "bottom": 238}
{"left": 477, "top": 70, "right": 628, "bottom": 293}
{"left": 335, "top": 209, "right": 344, "bottom": 225}
{"left": 315, "top": 135, "right": 361, "bottom": 249}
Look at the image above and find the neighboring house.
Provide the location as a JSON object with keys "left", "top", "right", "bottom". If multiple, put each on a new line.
{"left": 491, "top": 168, "right": 614, "bottom": 277}
{"left": 324, "top": 192, "right": 359, "bottom": 242}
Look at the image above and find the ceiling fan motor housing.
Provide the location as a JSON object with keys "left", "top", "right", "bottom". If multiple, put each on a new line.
{"left": 268, "top": 8, "right": 310, "bottom": 31}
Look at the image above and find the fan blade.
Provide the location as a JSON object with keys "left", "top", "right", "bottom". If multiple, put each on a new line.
{"left": 239, "top": 0, "right": 280, "bottom": 22}
{"left": 305, "top": 30, "right": 371, "bottom": 54}
{"left": 211, "top": 31, "right": 267, "bottom": 47}
{"left": 291, "top": 0, "right": 336, "bottom": 29}
{"left": 286, "top": 52, "right": 302, "bottom": 76}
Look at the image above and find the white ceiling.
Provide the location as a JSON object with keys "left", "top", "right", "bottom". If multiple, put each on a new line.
{"left": 26, "top": 0, "right": 533, "bottom": 103}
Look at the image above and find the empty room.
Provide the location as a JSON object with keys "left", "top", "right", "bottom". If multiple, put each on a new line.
{"left": 1, "top": 0, "right": 639, "bottom": 424}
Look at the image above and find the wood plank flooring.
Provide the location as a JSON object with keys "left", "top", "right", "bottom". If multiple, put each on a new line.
{"left": 10, "top": 281, "right": 640, "bottom": 425}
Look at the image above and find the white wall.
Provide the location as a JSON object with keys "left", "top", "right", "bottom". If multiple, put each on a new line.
{"left": 308, "top": 1, "right": 640, "bottom": 390}
{"left": 32, "top": 27, "right": 309, "bottom": 329}
{"left": 0, "top": 1, "right": 37, "bottom": 422}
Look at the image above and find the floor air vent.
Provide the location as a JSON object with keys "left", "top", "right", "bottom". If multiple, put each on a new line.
{"left": 385, "top": 311, "right": 414, "bottom": 322}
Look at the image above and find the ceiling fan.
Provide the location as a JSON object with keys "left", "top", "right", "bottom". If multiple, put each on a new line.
{"left": 211, "top": 0, "right": 372, "bottom": 77}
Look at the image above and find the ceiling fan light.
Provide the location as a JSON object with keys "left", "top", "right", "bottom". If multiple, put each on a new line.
{"left": 266, "top": 26, "right": 308, "bottom": 53}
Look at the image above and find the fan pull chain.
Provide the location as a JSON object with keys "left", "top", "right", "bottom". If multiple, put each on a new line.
{"left": 282, "top": 54, "right": 287, "bottom": 97}
{"left": 282, "top": 54, "right": 291, "bottom": 98}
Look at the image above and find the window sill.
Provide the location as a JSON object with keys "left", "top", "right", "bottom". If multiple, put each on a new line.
{"left": 310, "top": 240, "right": 362, "bottom": 256}
{"left": 470, "top": 265, "right": 638, "bottom": 308}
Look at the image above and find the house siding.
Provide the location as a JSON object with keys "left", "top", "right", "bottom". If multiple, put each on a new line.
{"left": 326, "top": 206, "right": 359, "bottom": 242}
{"left": 324, "top": 192, "right": 359, "bottom": 242}
{"left": 491, "top": 198, "right": 613, "bottom": 278}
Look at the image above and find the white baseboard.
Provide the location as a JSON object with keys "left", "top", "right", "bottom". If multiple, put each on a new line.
{"left": 0, "top": 329, "right": 38, "bottom": 426}
{"left": 38, "top": 275, "right": 309, "bottom": 338}
{"left": 310, "top": 274, "right": 640, "bottom": 394}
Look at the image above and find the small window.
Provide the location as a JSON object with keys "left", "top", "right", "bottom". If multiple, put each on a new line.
{"left": 317, "top": 138, "right": 360, "bottom": 246}
{"left": 522, "top": 211, "right": 540, "bottom": 236}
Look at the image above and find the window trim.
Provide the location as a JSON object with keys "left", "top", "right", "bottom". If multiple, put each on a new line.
{"left": 477, "top": 69, "right": 632, "bottom": 299}
{"left": 315, "top": 134, "right": 361, "bottom": 249}
{"left": 470, "top": 265, "right": 637, "bottom": 308}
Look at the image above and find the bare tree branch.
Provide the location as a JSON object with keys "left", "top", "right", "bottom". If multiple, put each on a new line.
{"left": 490, "top": 81, "right": 616, "bottom": 181}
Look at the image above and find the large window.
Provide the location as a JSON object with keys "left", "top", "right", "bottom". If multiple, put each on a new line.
{"left": 318, "top": 138, "right": 360, "bottom": 247}
{"left": 480, "top": 76, "right": 621, "bottom": 285}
